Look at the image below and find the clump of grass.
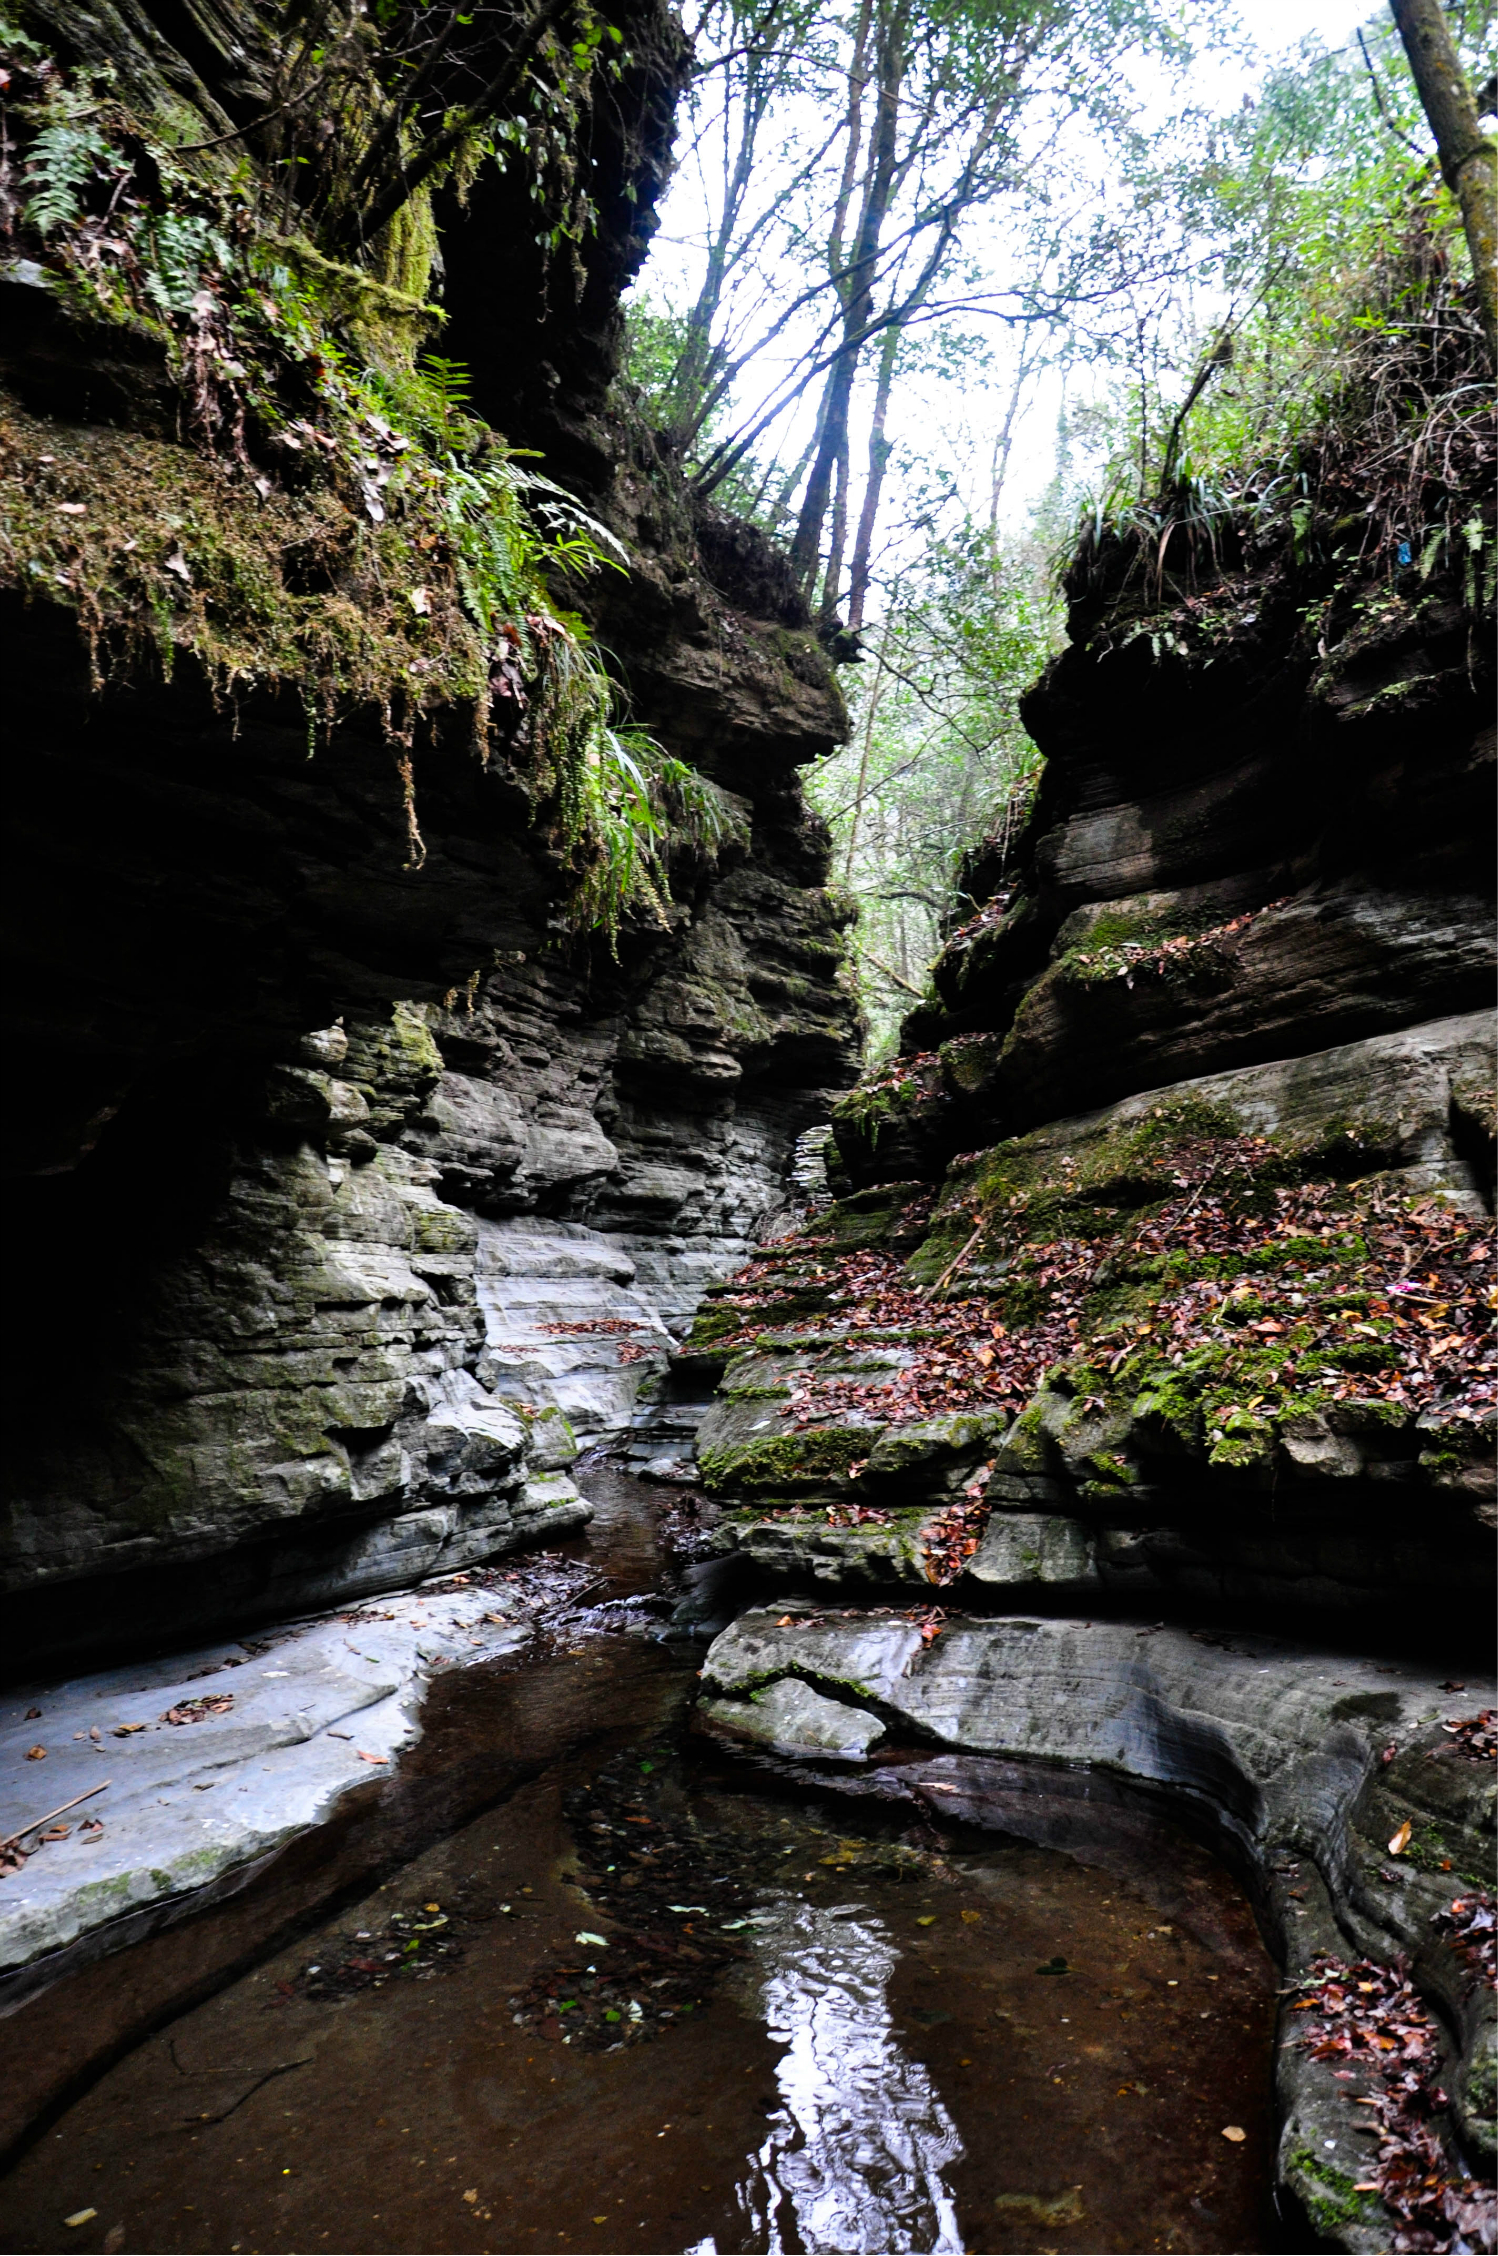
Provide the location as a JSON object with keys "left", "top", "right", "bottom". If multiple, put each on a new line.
{"left": 1069, "top": 221, "right": 1494, "bottom": 629}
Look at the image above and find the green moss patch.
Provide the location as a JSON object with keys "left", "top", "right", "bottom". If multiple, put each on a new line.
{"left": 698, "top": 1426, "right": 881, "bottom": 1496}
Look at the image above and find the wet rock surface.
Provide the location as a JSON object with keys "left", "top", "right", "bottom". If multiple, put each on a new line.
{"left": 671, "top": 424, "right": 1496, "bottom": 2251}
{"left": 0, "top": 1474, "right": 1282, "bottom": 2256}
{"left": 0, "top": 1575, "right": 563, "bottom": 1989}
{"left": 694, "top": 1613, "right": 1497, "bottom": 2252}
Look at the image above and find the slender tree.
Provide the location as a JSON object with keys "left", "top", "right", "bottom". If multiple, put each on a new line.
{"left": 1387, "top": 0, "right": 1497, "bottom": 362}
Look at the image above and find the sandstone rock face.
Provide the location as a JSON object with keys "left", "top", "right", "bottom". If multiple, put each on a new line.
{"left": 698, "top": 1611, "right": 1497, "bottom": 2252}
{"left": 835, "top": 562, "right": 1493, "bottom": 1176}
{"left": 687, "top": 1012, "right": 1494, "bottom": 1625}
{"left": 2, "top": 664, "right": 858, "bottom": 1665}
{"left": 0, "top": 0, "right": 860, "bottom": 1668}
{"left": 682, "top": 439, "right": 1494, "bottom": 2252}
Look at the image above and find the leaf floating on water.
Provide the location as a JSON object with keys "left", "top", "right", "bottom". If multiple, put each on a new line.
{"left": 576, "top": 1932, "right": 608, "bottom": 1947}
{"left": 1387, "top": 1820, "right": 1412, "bottom": 1855}
{"left": 24, "top": 1746, "right": 45, "bottom": 1760}
{"left": 916, "top": 1915, "right": 936, "bottom": 1927}
{"left": 1221, "top": 2125, "right": 1246, "bottom": 2143}
{"left": 357, "top": 1751, "right": 389, "bottom": 1765}
{"left": 63, "top": 2210, "right": 98, "bottom": 2228}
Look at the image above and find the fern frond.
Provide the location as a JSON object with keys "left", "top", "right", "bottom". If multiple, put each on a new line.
{"left": 23, "top": 116, "right": 110, "bottom": 236}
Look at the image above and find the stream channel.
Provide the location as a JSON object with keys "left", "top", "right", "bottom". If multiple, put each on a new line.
{"left": 2, "top": 1464, "right": 1283, "bottom": 2256}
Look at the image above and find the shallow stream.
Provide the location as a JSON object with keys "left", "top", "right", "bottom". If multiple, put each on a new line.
{"left": 1, "top": 1468, "right": 1281, "bottom": 2255}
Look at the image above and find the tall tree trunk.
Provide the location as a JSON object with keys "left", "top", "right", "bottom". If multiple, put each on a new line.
{"left": 846, "top": 320, "right": 899, "bottom": 630}
{"left": 843, "top": 614, "right": 893, "bottom": 882}
{"left": 763, "top": 417, "right": 822, "bottom": 531}
{"left": 1389, "top": 0, "right": 1497, "bottom": 363}
{"left": 987, "top": 337, "right": 1037, "bottom": 535}
{"left": 821, "top": 427, "right": 852, "bottom": 624}
{"left": 826, "top": 0, "right": 872, "bottom": 283}
{"left": 790, "top": 1, "right": 904, "bottom": 591}
{"left": 667, "top": 52, "right": 777, "bottom": 447}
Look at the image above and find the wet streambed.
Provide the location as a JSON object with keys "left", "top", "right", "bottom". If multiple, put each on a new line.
{"left": 1, "top": 1469, "right": 1279, "bottom": 2255}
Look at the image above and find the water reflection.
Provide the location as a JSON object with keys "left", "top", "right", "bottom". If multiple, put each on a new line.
{"left": 694, "top": 1898, "right": 964, "bottom": 2255}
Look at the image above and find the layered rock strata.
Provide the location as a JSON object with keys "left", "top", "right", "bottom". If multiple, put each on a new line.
{"left": 697, "top": 1611, "right": 1496, "bottom": 2250}
{"left": 683, "top": 436, "right": 1495, "bottom": 2248}
{"left": 0, "top": 0, "right": 859, "bottom": 1669}
{"left": 686, "top": 1011, "right": 1494, "bottom": 1625}
{"left": 864, "top": 543, "right": 1494, "bottom": 1164}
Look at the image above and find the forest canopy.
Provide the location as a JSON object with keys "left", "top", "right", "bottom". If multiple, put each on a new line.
{"left": 620, "top": 0, "right": 1494, "bottom": 1050}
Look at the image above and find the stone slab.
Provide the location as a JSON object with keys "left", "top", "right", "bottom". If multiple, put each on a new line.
{"left": 0, "top": 1583, "right": 532, "bottom": 1980}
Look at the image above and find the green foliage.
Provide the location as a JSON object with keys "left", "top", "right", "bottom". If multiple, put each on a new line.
{"left": 20, "top": 79, "right": 112, "bottom": 236}
{"left": 807, "top": 519, "right": 1056, "bottom": 1053}
{"left": 1068, "top": 212, "right": 1493, "bottom": 632}
{"left": 547, "top": 686, "right": 747, "bottom": 949}
{"left": 141, "top": 211, "right": 233, "bottom": 314}
{"left": 621, "top": 300, "right": 698, "bottom": 414}
{"left": 1062, "top": 15, "right": 1492, "bottom": 586}
{"left": 0, "top": 25, "right": 738, "bottom": 947}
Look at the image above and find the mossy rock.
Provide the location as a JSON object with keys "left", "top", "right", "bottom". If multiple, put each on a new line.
{"left": 514, "top": 1403, "right": 578, "bottom": 1471}
{"left": 815, "top": 1182, "right": 930, "bottom": 1251}
{"left": 679, "top": 1302, "right": 753, "bottom": 1354}
{"left": 698, "top": 1425, "right": 882, "bottom": 1497}
{"left": 1283, "top": 2145, "right": 1385, "bottom": 2246}
{"left": 938, "top": 1032, "right": 1005, "bottom": 1100}
{"left": 863, "top": 1410, "right": 1009, "bottom": 1489}
{"left": 343, "top": 1004, "right": 444, "bottom": 1138}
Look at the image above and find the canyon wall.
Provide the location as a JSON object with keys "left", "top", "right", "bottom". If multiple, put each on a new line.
{"left": 685, "top": 425, "right": 1496, "bottom": 1629}
{"left": 679, "top": 304, "right": 1495, "bottom": 2249}
{"left": 0, "top": 0, "right": 859, "bottom": 1667}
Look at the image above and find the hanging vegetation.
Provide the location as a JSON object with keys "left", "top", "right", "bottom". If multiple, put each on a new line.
{"left": 0, "top": 10, "right": 734, "bottom": 943}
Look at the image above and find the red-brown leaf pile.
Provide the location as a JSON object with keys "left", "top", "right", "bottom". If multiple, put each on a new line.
{"left": 1439, "top": 1712, "right": 1497, "bottom": 1765}
{"left": 1067, "top": 899, "right": 1291, "bottom": 986}
{"left": 922, "top": 1466, "right": 994, "bottom": 1585}
{"left": 1294, "top": 1953, "right": 1496, "bottom": 2252}
{"left": 160, "top": 1694, "right": 234, "bottom": 1725}
{"left": 708, "top": 1165, "right": 1495, "bottom": 1440}
{"left": 948, "top": 889, "right": 1017, "bottom": 946}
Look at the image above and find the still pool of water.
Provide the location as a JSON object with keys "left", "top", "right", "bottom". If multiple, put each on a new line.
{"left": 0, "top": 1470, "right": 1279, "bottom": 2255}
